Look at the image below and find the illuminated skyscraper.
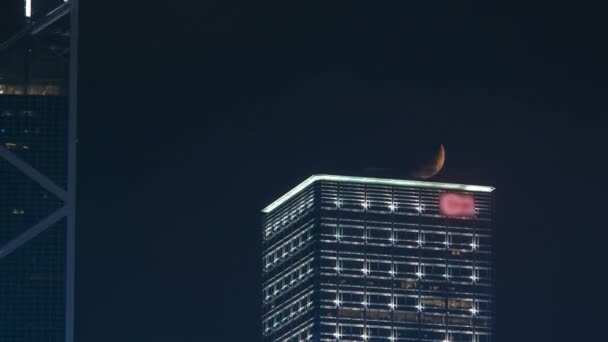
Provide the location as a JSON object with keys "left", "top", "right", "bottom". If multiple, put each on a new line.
{"left": 0, "top": 1, "right": 78, "bottom": 341}
{"left": 262, "top": 175, "right": 494, "bottom": 342}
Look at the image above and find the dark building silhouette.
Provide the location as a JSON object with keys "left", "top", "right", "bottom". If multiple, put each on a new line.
{"left": 0, "top": 1, "right": 78, "bottom": 341}
{"left": 262, "top": 175, "right": 494, "bottom": 342}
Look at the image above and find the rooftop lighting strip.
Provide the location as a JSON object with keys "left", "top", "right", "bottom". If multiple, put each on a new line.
{"left": 262, "top": 174, "right": 495, "bottom": 214}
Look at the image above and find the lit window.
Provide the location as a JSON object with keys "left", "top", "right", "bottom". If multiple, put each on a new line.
{"left": 361, "top": 268, "right": 369, "bottom": 275}
{"left": 388, "top": 202, "right": 397, "bottom": 212}
{"left": 11, "top": 209, "right": 25, "bottom": 215}
{"left": 361, "top": 200, "right": 370, "bottom": 209}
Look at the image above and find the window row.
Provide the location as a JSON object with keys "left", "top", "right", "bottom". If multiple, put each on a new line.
{"left": 264, "top": 194, "right": 315, "bottom": 239}
{"left": 263, "top": 291, "right": 314, "bottom": 333}
{"left": 322, "top": 224, "right": 490, "bottom": 249}
{"left": 319, "top": 291, "right": 490, "bottom": 314}
{"left": 264, "top": 227, "right": 314, "bottom": 271}
{"left": 276, "top": 323, "right": 314, "bottom": 342}
{"left": 321, "top": 197, "right": 491, "bottom": 218}
{"left": 320, "top": 321, "right": 491, "bottom": 341}
{"left": 323, "top": 309, "right": 493, "bottom": 328}
{"left": 322, "top": 217, "right": 492, "bottom": 236}
{"left": 264, "top": 198, "right": 313, "bottom": 240}
{"left": 320, "top": 183, "right": 491, "bottom": 213}
{"left": 320, "top": 257, "right": 491, "bottom": 283}
{"left": 264, "top": 258, "right": 314, "bottom": 302}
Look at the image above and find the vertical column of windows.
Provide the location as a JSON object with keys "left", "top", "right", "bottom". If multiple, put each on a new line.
{"left": 416, "top": 189, "right": 423, "bottom": 339}
{"left": 444, "top": 207, "right": 451, "bottom": 342}
{"left": 389, "top": 186, "right": 396, "bottom": 341}
{"left": 334, "top": 184, "right": 341, "bottom": 339}
{"left": 362, "top": 184, "right": 369, "bottom": 341}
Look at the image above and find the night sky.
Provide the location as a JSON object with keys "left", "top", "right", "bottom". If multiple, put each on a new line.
{"left": 3, "top": 1, "right": 607, "bottom": 341}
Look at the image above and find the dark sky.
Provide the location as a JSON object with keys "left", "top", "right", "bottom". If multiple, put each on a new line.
{"left": 3, "top": 1, "right": 607, "bottom": 341}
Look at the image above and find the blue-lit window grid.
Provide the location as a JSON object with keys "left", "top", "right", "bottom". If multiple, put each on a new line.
{"left": 262, "top": 179, "right": 494, "bottom": 342}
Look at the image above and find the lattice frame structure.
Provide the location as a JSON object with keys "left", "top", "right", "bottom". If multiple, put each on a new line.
{"left": 0, "top": 1, "right": 78, "bottom": 341}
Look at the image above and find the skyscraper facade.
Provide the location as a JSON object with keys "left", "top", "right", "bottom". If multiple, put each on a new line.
{"left": 262, "top": 175, "right": 494, "bottom": 342}
{"left": 0, "top": 1, "right": 78, "bottom": 341}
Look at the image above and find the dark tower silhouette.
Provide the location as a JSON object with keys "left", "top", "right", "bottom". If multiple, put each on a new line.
{"left": 0, "top": 1, "right": 78, "bottom": 341}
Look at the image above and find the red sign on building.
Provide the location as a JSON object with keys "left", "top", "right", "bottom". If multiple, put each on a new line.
{"left": 440, "top": 192, "right": 476, "bottom": 217}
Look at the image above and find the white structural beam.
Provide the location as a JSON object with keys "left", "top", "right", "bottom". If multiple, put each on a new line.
{"left": 0, "top": 145, "right": 67, "bottom": 201}
{"left": 0, "top": 206, "right": 67, "bottom": 259}
{"left": 25, "top": 0, "right": 32, "bottom": 18}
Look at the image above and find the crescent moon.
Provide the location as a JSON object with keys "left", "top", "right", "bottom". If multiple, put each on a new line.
{"left": 411, "top": 144, "right": 445, "bottom": 179}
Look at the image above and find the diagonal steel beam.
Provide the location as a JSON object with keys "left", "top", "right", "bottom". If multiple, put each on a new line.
{"left": 31, "top": 2, "right": 71, "bottom": 35}
{"left": 0, "top": 206, "right": 67, "bottom": 259}
{"left": 0, "top": 145, "right": 67, "bottom": 201}
{"left": 0, "top": 2, "right": 70, "bottom": 51}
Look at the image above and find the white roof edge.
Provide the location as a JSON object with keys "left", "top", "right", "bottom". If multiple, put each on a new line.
{"left": 262, "top": 174, "right": 495, "bottom": 214}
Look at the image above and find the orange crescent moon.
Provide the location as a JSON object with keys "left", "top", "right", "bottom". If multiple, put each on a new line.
{"left": 411, "top": 144, "right": 445, "bottom": 179}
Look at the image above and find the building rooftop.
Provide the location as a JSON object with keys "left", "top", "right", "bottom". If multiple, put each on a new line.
{"left": 261, "top": 174, "right": 495, "bottom": 213}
